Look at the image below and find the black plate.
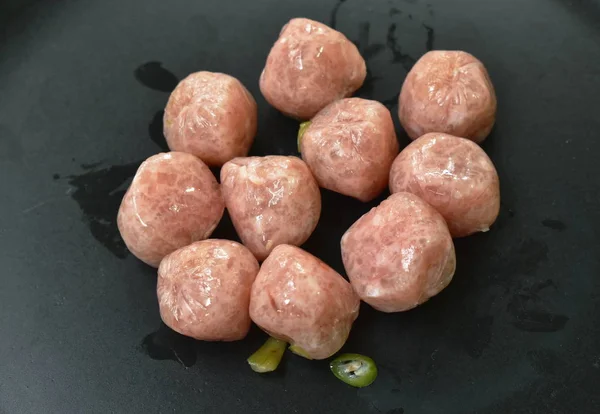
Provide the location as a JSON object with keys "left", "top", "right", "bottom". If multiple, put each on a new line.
{"left": 1, "top": 0, "right": 599, "bottom": 413}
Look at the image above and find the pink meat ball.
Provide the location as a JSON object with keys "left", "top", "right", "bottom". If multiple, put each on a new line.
{"left": 117, "top": 152, "right": 224, "bottom": 267}
{"left": 163, "top": 71, "right": 257, "bottom": 166}
{"left": 249, "top": 244, "right": 360, "bottom": 359}
{"left": 260, "top": 18, "right": 367, "bottom": 120}
{"left": 300, "top": 97, "right": 399, "bottom": 202}
{"left": 341, "top": 192, "right": 456, "bottom": 313}
{"left": 157, "top": 240, "right": 259, "bottom": 341}
{"left": 221, "top": 156, "right": 321, "bottom": 261}
{"left": 398, "top": 51, "right": 497, "bottom": 143}
{"left": 389, "top": 133, "right": 500, "bottom": 237}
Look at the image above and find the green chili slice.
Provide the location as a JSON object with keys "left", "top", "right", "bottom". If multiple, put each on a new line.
{"left": 288, "top": 344, "right": 313, "bottom": 360}
{"left": 247, "top": 337, "right": 287, "bottom": 373}
{"left": 297, "top": 121, "right": 311, "bottom": 152}
{"left": 329, "top": 353, "right": 377, "bottom": 387}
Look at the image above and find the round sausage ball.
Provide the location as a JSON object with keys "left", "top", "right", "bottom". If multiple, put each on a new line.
{"left": 341, "top": 192, "right": 456, "bottom": 313}
{"left": 389, "top": 133, "right": 500, "bottom": 237}
{"left": 221, "top": 156, "right": 321, "bottom": 261}
{"left": 300, "top": 98, "right": 399, "bottom": 202}
{"left": 117, "top": 152, "right": 224, "bottom": 267}
{"left": 163, "top": 71, "right": 257, "bottom": 166}
{"left": 260, "top": 18, "right": 367, "bottom": 120}
{"left": 157, "top": 240, "right": 259, "bottom": 341}
{"left": 398, "top": 51, "right": 497, "bottom": 143}
{"left": 249, "top": 244, "right": 360, "bottom": 359}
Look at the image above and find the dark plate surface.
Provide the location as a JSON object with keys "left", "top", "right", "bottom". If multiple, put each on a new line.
{"left": 1, "top": 0, "right": 599, "bottom": 413}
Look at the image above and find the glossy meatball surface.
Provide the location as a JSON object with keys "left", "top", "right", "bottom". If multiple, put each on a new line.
{"left": 300, "top": 98, "right": 399, "bottom": 202}
{"left": 164, "top": 71, "right": 257, "bottom": 166}
{"left": 117, "top": 152, "right": 224, "bottom": 267}
{"left": 249, "top": 245, "right": 360, "bottom": 359}
{"left": 221, "top": 156, "right": 321, "bottom": 261}
{"left": 341, "top": 192, "right": 456, "bottom": 312}
{"left": 389, "top": 133, "right": 500, "bottom": 237}
{"left": 398, "top": 51, "right": 497, "bottom": 143}
{"left": 260, "top": 18, "right": 366, "bottom": 120}
{"left": 157, "top": 240, "right": 259, "bottom": 341}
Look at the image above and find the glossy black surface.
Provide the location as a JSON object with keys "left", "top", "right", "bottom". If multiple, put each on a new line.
{"left": 1, "top": 0, "right": 599, "bottom": 413}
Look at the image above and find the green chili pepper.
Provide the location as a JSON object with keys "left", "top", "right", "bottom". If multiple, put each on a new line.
{"left": 329, "top": 353, "right": 377, "bottom": 387}
{"left": 297, "top": 121, "right": 311, "bottom": 152}
{"left": 247, "top": 337, "right": 287, "bottom": 373}
{"left": 288, "top": 344, "right": 313, "bottom": 360}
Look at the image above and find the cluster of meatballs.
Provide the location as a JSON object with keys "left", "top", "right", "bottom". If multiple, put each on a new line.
{"left": 118, "top": 18, "right": 500, "bottom": 364}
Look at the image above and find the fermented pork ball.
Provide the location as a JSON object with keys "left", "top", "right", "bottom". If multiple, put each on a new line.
{"left": 249, "top": 245, "right": 360, "bottom": 359}
{"left": 117, "top": 152, "right": 224, "bottom": 267}
{"left": 389, "top": 133, "right": 500, "bottom": 237}
{"left": 300, "top": 97, "right": 399, "bottom": 202}
{"left": 221, "top": 156, "right": 321, "bottom": 261}
{"left": 398, "top": 51, "right": 497, "bottom": 143}
{"left": 157, "top": 240, "right": 259, "bottom": 341}
{"left": 163, "top": 71, "right": 257, "bottom": 166}
{"left": 341, "top": 192, "right": 456, "bottom": 312}
{"left": 260, "top": 18, "right": 367, "bottom": 120}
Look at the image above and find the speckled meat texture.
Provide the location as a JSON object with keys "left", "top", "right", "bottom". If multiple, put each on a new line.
{"left": 341, "top": 192, "right": 456, "bottom": 313}
{"left": 389, "top": 133, "right": 500, "bottom": 237}
{"left": 117, "top": 152, "right": 224, "bottom": 267}
{"left": 157, "top": 240, "right": 259, "bottom": 341}
{"left": 221, "top": 156, "right": 321, "bottom": 261}
{"left": 398, "top": 51, "right": 497, "bottom": 143}
{"left": 259, "top": 18, "right": 367, "bottom": 120}
{"left": 163, "top": 71, "right": 257, "bottom": 166}
{"left": 300, "top": 98, "right": 399, "bottom": 202}
{"left": 249, "top": 245, "right": 360, "bottom": 359}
